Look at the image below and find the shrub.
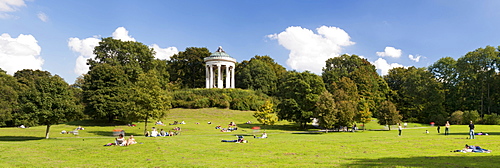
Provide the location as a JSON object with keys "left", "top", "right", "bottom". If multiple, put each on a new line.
{"left": 482, "top": 113, "right": 500, "bottom": 125}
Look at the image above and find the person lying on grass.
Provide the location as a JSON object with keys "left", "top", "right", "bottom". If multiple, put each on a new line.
{"left": 254, "top": 132, "right": 267, "bottom": 139}
{"left": 453, "top": 144, "right": 491, "bottom": 153}
{"left": 221, "top": 135, "right": 247, "bottom": 143}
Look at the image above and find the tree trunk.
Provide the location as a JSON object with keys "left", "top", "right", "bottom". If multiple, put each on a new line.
{"left": 45, "top": 124, "right": 51, "bottom": 139}
{"left": 144, "top": 117, "right": 148, "bottom": 135}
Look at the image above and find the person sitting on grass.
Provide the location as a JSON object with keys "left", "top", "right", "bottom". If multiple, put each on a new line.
{"left": 115, "top": 134, "right": 126, "bottom": 146}
{"left": 126, "top": 135, "right": 137, "bottom": 146}
{"left": 254, "top": 132, "right": 267, "bottom": 139}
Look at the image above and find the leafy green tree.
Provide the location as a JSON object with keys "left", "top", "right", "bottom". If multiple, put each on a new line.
{"left": 314, "top": 91, "right": 338, "bottom": 132}
{"left": 236, "top": 59, "right": 277, "bottom": 95}
{"left": 129, "top": 70, "right": 171, "bottom": 133}
{"left": 14, "top": 70, "right": 83, "bottom": 139}
{"left": 167, "top": 47, "right": 210, "bottom": 88}
{"left": 376, "top": 101, "right": 401, "bottom": 130}
{"left": 0, "top": 69, "right": 19, "bottom": 126}
{"left": 482, "top": 113, "right": 500, "bottom": 125}
{"left": 449, "top": 110, "right": 464, "bottom": 125}
{"left": 456, "top": 46, "right": 499, "bottom": 115}
{"left": 462, "top": 110, "right": 480, "bottom": 124}
{"left": 428, "top": 57, "right": 459, "bottom": 114}
{"left": 331, "top": 77, "right": 358, "bottom": 127}
{"left": 322, "top": 54, "right": 389, "bottom": 117}
{"left": 384, "top": 67, "right": 445, "bottom": 123}
{"left": 277, "top": 71, "right": 325, "bottom": 128}
{"left": 355, "top": 98, "right": 372, "bottom": 130}
{"left": 253, "top": 100, "right": 278, "bottom": 126}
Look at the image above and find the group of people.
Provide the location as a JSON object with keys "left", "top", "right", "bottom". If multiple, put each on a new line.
{"left": 145, "top": 127, "right": 179, "bottom": 137}
{"left": 114, "top": 134, "right": 137, "bottom": 146}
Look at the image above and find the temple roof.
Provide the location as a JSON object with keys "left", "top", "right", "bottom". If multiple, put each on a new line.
{"left": 209, "top": 46, "right": 232, "bottom": 58}
{"left": 204, "top": 46, "right": 236, "bottom": 63}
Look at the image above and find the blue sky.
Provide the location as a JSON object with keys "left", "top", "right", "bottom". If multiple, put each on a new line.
{"left": 1, "top": 0, "right": 500, "bottom": 83}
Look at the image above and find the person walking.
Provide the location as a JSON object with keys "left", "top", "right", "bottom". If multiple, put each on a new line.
{"left": 445, "top": 121, "right": 450, "bottom": 135}
{"left": 398, "top": 123, "right": 402, "bottom": 136}
{"left": 437, "top": 125, "right": 440, "bottom": 134}
{"left": 469, "top": 121, "right": 475, "bottom": 139}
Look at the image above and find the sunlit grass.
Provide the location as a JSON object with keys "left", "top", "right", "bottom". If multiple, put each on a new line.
{"left": 0, "top": 108, "right": 499, "bottom": 167}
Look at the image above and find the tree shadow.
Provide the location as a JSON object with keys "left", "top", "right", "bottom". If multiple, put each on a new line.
{"left": 443, "top": 132, "right": 500, "bottom": 136}
{"left": 237, "top": 123, "right": 316, "bottom": 131}
{"left": 0, "top": 136, "right": 45, "bottom": 141}
{"left": 341, "top": 155, "right": 500, "bottom": 168}
{"left": 87, "top": 131, "right": 143, "bottom": 137}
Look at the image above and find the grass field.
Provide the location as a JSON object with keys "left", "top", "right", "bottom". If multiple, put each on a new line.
{"left": 1, "top": 108, "right": 500, "bottom": 167}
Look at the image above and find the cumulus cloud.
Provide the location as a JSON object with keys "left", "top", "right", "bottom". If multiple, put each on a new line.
{"left": 151, "top": 44, "right": 178, "bottom": 60}
{"left": 112, "top": 27, "right": 135, "bottom": 42}
{"left": 267, "top": 26, "right": 354, "bottom": 73}
{"left": 69, "top": 27, "right": 178, "bottom": 75}
{"left": 68, "top": 36, "right": 100, "bottom": 75}
{"left": 373, "top": 58, "right": 403, "bottom": 76}
{"left": 376, "top": 46, "right": 402, "bottom": 58}
{"left": 408, "top": 54, "right": 422, "bottom": 62}
{"left": 0, "top": 33, "right": 43, "bottom": 74}
{"left": 37, "top": 12, "right": 48, "bottom": 22}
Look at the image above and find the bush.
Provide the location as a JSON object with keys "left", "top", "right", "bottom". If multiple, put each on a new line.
{"left": 482, "top": 113, "right": 500, "bottom": 125}
{"left": 462, "top": 110, "right": 480, "bottom": 124}
{"left": 450, "top": 111, "right": 463, "bottom": 125}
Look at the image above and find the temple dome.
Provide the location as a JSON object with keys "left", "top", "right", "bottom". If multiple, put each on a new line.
{"left": 204, "top": 46, "right": 236, "bottom": 63}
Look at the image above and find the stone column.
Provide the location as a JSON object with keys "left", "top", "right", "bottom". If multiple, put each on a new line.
{"left": 206, "top": 65, "right": 209, "bottom": 88}
{"left": 209, "top": 64, "right": 213, "bottom": 88}
{"left": 231, "top": 65, "right": 235, "bottom": 88}
{"left": 225, "top": 65, "right": 230, "bottom": 88}
{"left": 217, "top": 64, "right": 222, "bottom": 88}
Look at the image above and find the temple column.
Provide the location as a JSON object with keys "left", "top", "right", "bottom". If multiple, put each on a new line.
{"left": 217, "top": 64, "right": 222, "bottom": 88}
{"left": 209, "top": 64, "right": 213, "bottom": 88}
{"left": 205, "top": 65, "right": 209, "bottom": 88}
{"left": 225, "top": 65, "right": 230, "bottom": 88}
{"left": 231, "top": 65, "right": 235, "bottom": 88}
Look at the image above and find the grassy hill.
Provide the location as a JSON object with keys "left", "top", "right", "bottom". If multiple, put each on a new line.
{"left": 1, "top": 108, "right": 500, "bottom": 167}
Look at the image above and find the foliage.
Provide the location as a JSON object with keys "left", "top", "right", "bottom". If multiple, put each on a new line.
{"left": 171, "top": 88, "right": 268, "bottom": 111}
{"left": 253, "top": 101, "right": 278, "bottom": 125}
{"left": 376, "top": 101, "right": 401, "bottom": 130}
{"left": 356, "top": 98, "right": 372, "bottom": 128}
{"left": 322, "top": 54, "right": 389, "bottom": 116}
{"left": 167, "top": 47, "right": 210, "bottom": 88}
{"left": 277, "top": 71, "right": 325, "bottom": 128}
{"left": 384, "top": 66, "right": 445, "bottom": 123}
{"left": 449, "top": 110, "right": 463, "bottom": 125}
{"left": 461, "top": 110, "right": 480, "bottom": 124}
{"left": 14, "top": 70, "right": 83, "bottom": 139}
{"left": 314, "top": 91, "right": 338, "bottom": 130}
{"left": 235, "top": 58, "right": 277, "bottom": 95}
{"left": 0, "top": 69, "right": 19, "bottom": 126}
{"left": 330, "top": 77, "right": 358, "bottom": 127}
{"left": 482, "top": 113, "right": 500, "bottom": 125}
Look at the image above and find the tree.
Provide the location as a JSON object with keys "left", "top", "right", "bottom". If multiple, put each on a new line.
{"left": 449, "top": 110, "right": 464, "bottom": 125}
{"left": 277, "top": 71, "right": 325, "bottom": 128}
{"left": 167, "top": 47, "right": 210, "bottom": 88}
{"left": 330, "top": 77, "right": 358, "bottom": 127}
{"left": 14, "top": 70, "right": 83, "bottom": 139}
{"left": 376, "top": 101, "right": 401, "bottom": 130}
{"left": 428, "top": 57, "right": 459, "bottom": 114}
{"left": 314, "top": 91, "right": 338, "bottom": 132}
{"left": 462, "top": 110, "right": 480, "bottom": 124}
{"left": 129, "top": 70, "right": 171, "bottom": 133}
{"left": 235, "top": 59, "right": 277, "bottom": 95}
{"left": 355, "top": 98, "right": 372, "bottom": 130}
{"left": 253, "top": 100, "right": 278, "bottom": 126}
{"left": 83, "top": 38, "right": 159, "bottom": 122}
{"left": 384, "top": 67, "right": 445, "bottom": 123}
{"left": 322, "top": 54, "right": 389, "bottom": 117}
{"left": 0, "top": 69, "right": 19, "bottom": 126}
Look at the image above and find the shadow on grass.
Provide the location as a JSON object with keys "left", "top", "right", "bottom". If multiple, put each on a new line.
{"left": 66, "top": 119, "right": 127, "bottom": 126}
{"left": 237, "top": 123, "right": 316, "bottom": 131}
{"left": 442, "top": 132, "right": 500, "bottom": 136}
{"left": 87, "top": 131, "right": 143, "bottom": 137}
{"left": 341, "top": 155, "right": 500, "bottom": 168}
{"left": 0, "top": 136, "right": 44, "bottom": 141}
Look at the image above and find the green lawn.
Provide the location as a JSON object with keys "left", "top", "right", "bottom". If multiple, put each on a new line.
{"left": 1, "top": 108, "right": 499, "bottom": 167}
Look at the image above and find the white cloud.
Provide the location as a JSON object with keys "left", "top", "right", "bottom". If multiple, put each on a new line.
{"left": 70, "top": 27, "right": 178, "bottom": 75}
{"left": 0, "top": 0, "right": 25, "bottom": 12}
{"left": 376, "top": 46, "right": 402, "bottom": 58}
{"left": 151, "top": 44, "right": 178, "bottom": 60}
{"left": 408, "top": 54, "right": 422, "bottom": 62}
{"left": 112, "top": 27, "right": 135, "bottom": 42}
{"left": 0, "top": 33, "right": 43, "bottom": 74}
{"left": 37, "top": 12, "right": 48, "bottom": 22}
{"left": 68, "top": 36, "right": 100, "bottom": 75}
{"left": 373, "top": 58, "right": 403, "bottom": 76}
{"left": 268, "top": 26, "right": 354, "bottom": 73}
